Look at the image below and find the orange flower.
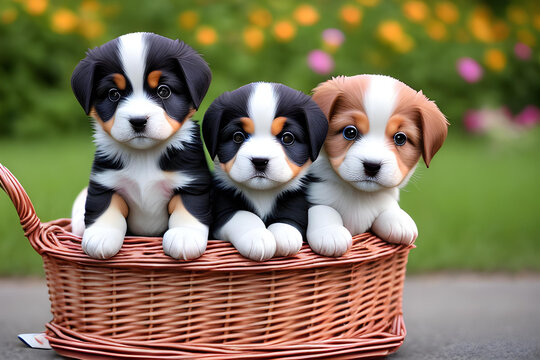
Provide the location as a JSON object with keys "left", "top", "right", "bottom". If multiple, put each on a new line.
{"left": 51, "top": 8, "right": 78, "bottom": 34}
{"left": 534, "top": 14, "right": 540, "bottom": 31}
{"left": 395, "top": 35, "right": 414, "bottom": 53}
{"left": 506, "top": 5, "right": 527, "bottom": 25}
{"left": 79, "top": 19, "right": 104, "bottom": 39}
{"left": 293, "top": 4, "right": 319, "bottom": 26}
{"left": 426, "top": 20, "right": 447, "bottom": 41}
{"left": 484, "top": 49, "right": 506, "bottom": 72}
{"left": 243, "top": 26, "right": 264, "bottom": 50}
{"left": 403, "top": 1, "right": 429, "bottom": 23}
{"left": 356, "top": 0, "right": 379, "bottom": 7}
{"left": 178, "top": 10, "right": 199, "bottom": 30}
{"left": 435, "top": 2, "right": 459, "bottom": 24}
{"left": 378, "top": 20, "right": 404, "bottom": 43}
{"left": 196, "top": 26, "right": 218, "bottom": 46}
{"left": 80, "top": 0, "right": 100, "bottom": 13}
{"left": 340, "top": 5, "right": 362, "bottom": 26}
{"left": 273, "top": 20, "right": 296, "bottom": 42}
{"left": 1, "top": 8, "right": 18, "bottom": 24}
{"left": 249, "top": 8, "right": 272, "bottom": 28}
{"left": 468, "top": 6, "right": 494, "bottom": 43}
{"left": 25, "top": 0, "right": 48, "bottom": 16}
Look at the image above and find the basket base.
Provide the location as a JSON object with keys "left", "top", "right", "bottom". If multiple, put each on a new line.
{"left": 46, "top": 316, "right": 406, "bottom": 360}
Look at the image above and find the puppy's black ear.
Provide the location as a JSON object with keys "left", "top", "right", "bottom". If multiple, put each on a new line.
{"left": 302, "top": 99, "right": 329, "bottom": 161}
{"left": 202, "top": 99, "right": 223, "bottom": 159}
{"left": 71, "top": 58, "right": 96, "bottom": 115}
{"left": 175, "top": 41, "right": 212, "bottom": 109}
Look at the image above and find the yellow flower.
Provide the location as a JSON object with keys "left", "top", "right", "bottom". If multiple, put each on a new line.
{"left": 340, "top": 5, "right": 363, "bottom": 26}
{"left": 249, "top": 8, "right": 272, "bottom": 28}
{"left": 378, "top": 20, "right": 404, "bottom": 43}
{"left": 25, "top": 0, "right": 48, "bottom": 16}
{"left": 1, "top": 8, "right": 18, "bottom": 24}
{"left": 51, "top": 8, "right": 78, "bottom": 34}
{"left": 517, "top": 29, "right": 536, "bottom": 47}
{"left": 293, "top": 4, "right": 319, "bottom": 26}
{"left": 79, "top": 19, "right": 104, "bottom": 39}
{"left": 357, "top": 0, "right": 379, "bottom": 7}
{"left": 196, "top": 26, "right": 218, "bottom": 46}
{"left": 468, "top": 6, "right": 494, "bottom": 43}
{"left": 80, "top": 0, "right": 100, "bottom": 13}
{"left": 507, "top": 5, "right": 527, "bottom": 25}
{"left": 395, "top": 34, "right": 414, "bottom": 53}
{"left": 435, "top": 2, "right": 459, "bottom": 24}
{"left": 243, "top": 26, "right": 264, "bottom": 50}
{"left": 273, "top": 20, "right": 296, "bottom": 42}
{"left": 426, "top": 20, "right": 447, "bottom": 41}
{"left": 178, "top": 10, "right": 199, "bottom": 30}
{"left": 484, "top": 49, "right": 506, "bottom": 72}
{"left": 403, "top": 1, "right": 429, "bottom": 23}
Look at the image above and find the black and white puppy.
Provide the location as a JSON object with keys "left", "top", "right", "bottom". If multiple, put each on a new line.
{"left": 202, "top": 82, "right": 328, "bottom": 261}
{"left": 70, "top": 32, "right": 213, "bottom": 260}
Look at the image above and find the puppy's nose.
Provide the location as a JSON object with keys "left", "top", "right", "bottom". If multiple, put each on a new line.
{"left": 251, "top": 157, "right": 269, "bottom": 172}
{"left": 363, "top": 161, "right": 381, "bottom": 177}
{"left": 129, "top": 117, "right": 147, "bottom": 132}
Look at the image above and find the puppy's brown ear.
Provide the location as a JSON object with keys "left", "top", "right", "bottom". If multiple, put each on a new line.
{"left": 202, "top": 98, "right": 224, "bottom": 159}
{"left": 174, "top": 40, "right": 212, "bottom": 109}
{"left": 417, "top": 92, "right": 449, "bottom": 167}
{"left": 311, "top": 78, "right": 343, "bottom": 121}
{"left": 71, "top": 58, "right": 96, "bottom": 115}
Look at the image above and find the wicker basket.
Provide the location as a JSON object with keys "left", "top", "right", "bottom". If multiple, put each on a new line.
{"left": 0, "top": 163, "right": 411, "bottom": 359}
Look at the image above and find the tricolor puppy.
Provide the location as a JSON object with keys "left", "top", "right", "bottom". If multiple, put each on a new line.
{"left": 202, "top": 82, "right": 328, "bottom": 261}
{"left": 307, "top": 75, "right": 448, "bottom": 256}
{"left": 70, "top": 32, "right": 213, "bottom": 260}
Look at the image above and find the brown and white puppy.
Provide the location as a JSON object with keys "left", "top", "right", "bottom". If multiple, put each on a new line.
{"left": 70, "top": 32, "right": 213, "bottom": 260}
{"left": 307, "top": 74, "right": 448, "bottom": 256}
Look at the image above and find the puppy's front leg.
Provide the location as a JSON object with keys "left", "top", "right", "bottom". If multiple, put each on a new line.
{"left": 307, "top": 205, "right": 352, "bottom": 257}
{"left": 217, "top": 211, "right": 276, "bottom": 261}
{"left": 371, "top": 204, "right": 417, "bottom": 245}
{"left": 83, "top": 192, "right": 128, "bottom": 259}
{"left": 163, "top": 195, "right": 209, "bottom": 260}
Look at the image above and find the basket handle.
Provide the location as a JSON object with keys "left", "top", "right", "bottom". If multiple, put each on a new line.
{"left": 0, "top": 163, "right": 43, "bottom": 239}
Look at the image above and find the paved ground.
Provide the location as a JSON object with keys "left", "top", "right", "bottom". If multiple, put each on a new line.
{"left": 1, "top": 275, "right": 539, "bottom": 359}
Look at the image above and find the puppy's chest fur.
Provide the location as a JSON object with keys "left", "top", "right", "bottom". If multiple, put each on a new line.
{"left": 308, "top": 158, "right": 399, "bottom": 235}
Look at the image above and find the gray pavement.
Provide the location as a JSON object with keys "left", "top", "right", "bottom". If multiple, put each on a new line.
{"left": 1, "top": 275, "right": 539, "bottom": 359}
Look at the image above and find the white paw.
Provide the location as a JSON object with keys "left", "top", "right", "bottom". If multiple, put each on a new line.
{"left": 82, "top": 226, "right": 125, "bottom": 259}
{"left": 268, "top": 223, "right": 303, "bottom": 257}
{"left": 232, "top": 228, "right": 276, "bottom": 261}
{"left": 163, "top": 227, "right": 208, "bottom": 260}
{"left": 372, "top": 209, "right": 418, "bottom": 245}
{"left": 307, "top": 225, "right": 352, "bottom": 257}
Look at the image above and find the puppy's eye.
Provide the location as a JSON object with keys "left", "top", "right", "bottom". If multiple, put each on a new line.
{"left": 233, "top": 131, "right": 246, "bottom": 144}
{"left": 108, "top": 88, "right": 121, "bottom": 102}
{"left": 281, "top": 132, "right": 295, "bottom": 145}
{"left": 343, "top": 125, "right": 358, "bottom": 141}
{"left": 157, "top": 85, "right": 171, "bottom": 99}
{"left": 394, "top": 132, "right": 407, "bottom": 146}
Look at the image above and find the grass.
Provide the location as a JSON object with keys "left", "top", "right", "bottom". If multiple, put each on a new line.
{"left": 0, "top": 131, "right": 539, "bottom": 275}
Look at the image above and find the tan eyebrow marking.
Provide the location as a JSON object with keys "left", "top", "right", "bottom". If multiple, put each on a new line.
{"left": 112, "top": 73, "right": 126, "bottom": 90}
{"left": 271, "top": 116, "right": 287, "bottom": 136}
{"left": 147, "top": 70, "right": 162, "bottom": 89}
{"left": 240, "top": 117, "right": 255, "bottom": 134}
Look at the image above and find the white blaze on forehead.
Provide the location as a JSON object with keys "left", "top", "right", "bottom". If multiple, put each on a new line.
{"left": 363, "top": 75, "right": 398, "bottom": 136}
{"left": 247, "top": 82, "right": 278, "bottom": 135}
{"left": 118, "top": 32, "right": 147, "bottom": 94}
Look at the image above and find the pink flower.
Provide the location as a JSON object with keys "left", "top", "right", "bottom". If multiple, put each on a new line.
{"left": 514, "top": 105, "right": 540, "bottom": 127}
{"left": 514, "top": 43, "right": 532, "bottom": 60}
{"left": 322, "top": 28, "right": 345, "bottom": 47}
{"left": 463, "top": 109, "right": 486, "bottom": 133}
{"left": 307, "top": 50, "right": 334, "bottom": 74}
{"left": 456, "top": 57, "right": 483, "bottom": 83}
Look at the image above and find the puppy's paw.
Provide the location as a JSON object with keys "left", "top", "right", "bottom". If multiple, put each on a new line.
{"left": 268, "top": 223, "right": 302, "bottom": 257}
{"left": 372, "top": 209, "right": 418, "bottom": 245}
{"left": 163, "top": 227, "right": 208, "bottom": 260}
{"left": 307, "top": 225, "right": 352, "bottom": 257}
{"left": 232, "top": 228, "right": 276, "bottom": 261}
{"left": 82, "top": 226, "right": 124, "bottom": 259}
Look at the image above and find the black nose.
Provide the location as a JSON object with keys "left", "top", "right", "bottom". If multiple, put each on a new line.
{"left": 251, "top": 157, "right": 269, "bottom": 172}
{"left": 363, "top": 161, "right": 381, "bottom": 177}
{"left": 129, "top": 117, "right": 147, "bottom": 132}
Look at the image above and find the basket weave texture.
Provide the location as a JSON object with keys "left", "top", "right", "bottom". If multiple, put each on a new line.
{"left": 1, "top": 163, "right": 411, "bottom": 359}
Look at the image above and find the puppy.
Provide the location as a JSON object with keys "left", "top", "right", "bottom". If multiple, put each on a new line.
{"left": 70, "top": 32, "right": 213, "bottom": 260}
{"left": 202, "top": 82, "right": 328, "bottom": 261}
{"left": 307, "top": 75, "right": 448, "bottom": 256}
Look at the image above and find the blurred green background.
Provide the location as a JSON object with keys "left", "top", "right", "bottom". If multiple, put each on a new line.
{"left": 0, "top": 0, "right": 539, "bottom": 275}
